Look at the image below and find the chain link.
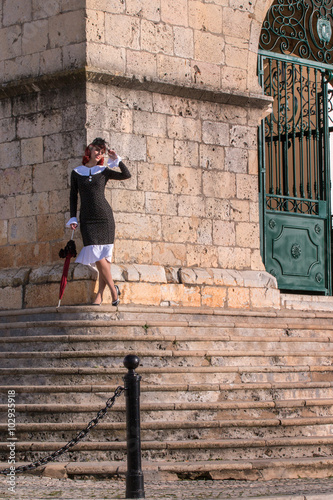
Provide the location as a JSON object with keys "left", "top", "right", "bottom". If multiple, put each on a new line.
{"left": 0, "top": 386, "right": 125, "bottom": 475}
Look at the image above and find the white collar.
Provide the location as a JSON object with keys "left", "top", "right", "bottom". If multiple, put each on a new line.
{"left": 74, "top": 165, "right": 106, "bottom": 176}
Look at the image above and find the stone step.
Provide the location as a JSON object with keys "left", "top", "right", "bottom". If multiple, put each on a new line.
{"left": 2, "top": 416, "right": 333, "bottom": 442}
{"left": 1, "top": 349, "right": 333, "bottom": 369}
{"left": 3, "top": 435, "right": 333, "bottom": 463}
{"left": 1, "top": 398, "right": 333, "bottom": 424}
{"left": 1, "top": 382, "right": 333, "bottom": 405}
{"left": 0, "top": 365, "right": 332, "bottom": 385}
{"left": 1, "top": 333, "right": 333, "bottom": 353}
{"left": 2, "top": 456, "right": 333, "bottom": 480}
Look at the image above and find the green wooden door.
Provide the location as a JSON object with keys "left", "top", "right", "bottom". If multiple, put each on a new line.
{"left": 258, "top": 0, "right": 333, "bottom": 294}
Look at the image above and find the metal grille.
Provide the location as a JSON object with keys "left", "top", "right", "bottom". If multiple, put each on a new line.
{"left": 261, "top": 55, "right": 327, "bottom": 215}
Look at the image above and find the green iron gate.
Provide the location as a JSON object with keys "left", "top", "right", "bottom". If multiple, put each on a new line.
{"left": 258, "top": 0, "right": 333, "bottom": 294}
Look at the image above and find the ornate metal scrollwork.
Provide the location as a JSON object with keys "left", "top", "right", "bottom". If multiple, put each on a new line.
{"left": 269, "top": 219, "right": 276, "bottom": 229}
{"left": 260, "top": 0, "right": 333, "bottom": 63}
{"left": 314, "top": 223, "right": 322, "bottom": 233}
{"left": 315, "top": 272, "right": 323, "bottom": 282}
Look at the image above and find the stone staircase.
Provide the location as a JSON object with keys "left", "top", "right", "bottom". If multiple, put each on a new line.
{"left": 1, "top": 304, "right": 333, "bottom": 480}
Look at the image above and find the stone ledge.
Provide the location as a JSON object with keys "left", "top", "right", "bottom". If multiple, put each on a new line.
{"left": 0, "top": 66, "right": 273, "bottom": 111}
{"left": 0, "top": 264, "right": 280, "bottom": 311}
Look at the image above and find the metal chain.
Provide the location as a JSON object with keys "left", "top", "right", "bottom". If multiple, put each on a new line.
{"left": 0, "top": 386, "right": 125, "bottom": 475}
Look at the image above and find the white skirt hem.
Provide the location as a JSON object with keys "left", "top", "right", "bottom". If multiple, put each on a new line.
{"left": 75, "top": 244, "right": 114, "bottom": 268}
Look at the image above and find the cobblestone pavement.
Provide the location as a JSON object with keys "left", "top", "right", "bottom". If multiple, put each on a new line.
{"left": 1, "top": 476, "right": 333, "bottom": 500}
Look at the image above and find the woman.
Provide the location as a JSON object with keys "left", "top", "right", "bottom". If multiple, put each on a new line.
{"left": 67, "top": 138, "right": 131, "bottom": 305}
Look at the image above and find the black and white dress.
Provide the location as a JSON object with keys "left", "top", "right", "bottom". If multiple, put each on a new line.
{"left": 66, "top": 157, "right": 131, "bottom": 267}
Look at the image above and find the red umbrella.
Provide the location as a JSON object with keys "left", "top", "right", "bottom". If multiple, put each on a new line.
{"left": 57, "top": 230, "right": 77, "bottom": 308}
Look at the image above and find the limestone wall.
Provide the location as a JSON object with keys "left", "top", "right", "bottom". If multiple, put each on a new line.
{"left": 0, "top": 0, "right": 277, "bottom": 309}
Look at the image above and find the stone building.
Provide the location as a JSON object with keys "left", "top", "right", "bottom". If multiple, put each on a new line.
{"left": 0, "top": 0, "right": 331, "bottom": 311}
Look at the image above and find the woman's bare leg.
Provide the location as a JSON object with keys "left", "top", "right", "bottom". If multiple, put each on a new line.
{"left": 95, "top": 258, "right": 118, "bottom": 302}
{"left": 92, "top": 272, "right": 107, "bottom": 304}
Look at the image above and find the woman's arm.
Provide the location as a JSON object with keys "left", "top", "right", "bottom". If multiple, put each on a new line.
{"left": 106, "top": 160, "right": 131, "bottom": 180}
{"left": 66, "top": 170, "right": 79, "bottom": 229}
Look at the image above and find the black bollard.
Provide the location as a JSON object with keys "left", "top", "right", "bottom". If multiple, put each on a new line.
{"left": 123, "top": 354, "right": 145, "bottom": 499}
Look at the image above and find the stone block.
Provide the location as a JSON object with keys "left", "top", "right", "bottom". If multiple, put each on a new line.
{"left": 153, "top": 94, "right": 199, "bottom": 118}
{"left": 21, "top": 137, "right": 43, "bottom": 165}
{"left": 250, "top": 249, "right": 266, "bottom": 271}
{"left": 230, "top": 199, "right": 250, "bottom": 222}
{"left": 165, "top": 266, "right": 180, "bottom": 283}
{"left": 86, "top": 0, "right": 125, "bottom": 13}
{"left": 145, "top": 192, "right": 177, "bottom": 215}
{"left": 223, "top": 8, "right": 251, "bottom": 37}
{"left": 189, "top": 1, "right": 222, "bottom": 33}
{"left": 17, "top": 111, "right": 62, "bottom": 139}
{"left": 0, "top": 267, "right": 30, "bottom": 287}
{"left": 0, "top": 117, "right": 16, "bottom": 142}
{"left": 206, "top": 198, "right": 230, "bottom": 220}
{"left": 33, "top": 161, "right": 68, "bottom": 193}
{"left": 49, "top": 11, "right": 85, "bottom": 48}
{"left": 211, "top": 268, "right": 240, "bottom": 286}
{"left": 160, "top": 284, "right": 201, "bottom": 307}
{"left": 87, "top": 42, "right": 125, "bottom": 72}
{"left": 202, "top": 121, "right": 229, "bottom": 146}
{"left": 225, "top": 147, "right": 248, "bottom": 173}
{"left": 32, "top": 0, "right": 61, "bottom": 20}
{"left": 236, "top": 174, "right": 259, "bottom": 201}
{"left": 227, "top": 286, "right": 250, "bottom": 308}
{"left": 37, "top": 213, "right": 65, "bottom": 242}
{"left": 230, "top": 125, "right": 257, "bottom": 149}
{"left": 0, "top": 99, "right": 12, "bottom": 119}
{"left": 173, "top": 27, "right": 194, "bottom": 58}
{"left": 169, "top": 166, "right": 202, "bottom": 195}
{"left": 191, "top": 60, "right": 221, "bottom": 88}
{"left": 62, "top": 42, "right": 86, "bottom": 69}
{"left": 25, "top": 280, "right": 92, "bottom": 308}
{"left": 121, "top": 282, "right": 162, "bottom": 306}
{"left": 0, "top": 25, "right": 22, "bottom": 62}
{"left": 141, "top": 19, "right": 173, "bottom": 54}
{"left": 110, "top": 264, "right": 125, "bottom": 282}
{"left": 218, "top": 246, "right": 251, "bottom": 269}
{"left": 213, "top": 220, "right": 236, "bottom": 246}
{"left": 86, "top": 9, "right": 105, "bottom": 43}
{"left": 179, "top": 268, "right": 196, "bottom": 284}
{"left": 202, "top": 286, "right": 227, "bottom": 308}
{"left": 138, "top": 163, "right": 169, "bottom": 192}
{"left": 152, "top": 242, "right": 186, "bottom": 266}
{"left": 157, "top": 54, "right": 192, "bottom": 85}
{"left": 72, "top": 264, "right": 98, "bottom": 281}
{"left": 197, "top": 218, "right": 212, "bottom": 245}
{"left": 249, "top": 201, "right": 259, "bottom": 223}
{"left": 0, "top": 246, "right": 15, "bottom": 269}
{"left": 107, "top": 86, "right": 153, "bottom": 112}
{"left": 250, "top": 287, "right": 280, "bottom": 309}
{"left": 0, "top": 286, "right": 22, "bottom": 310}
{"left": 236, "top": 222, "right": 260, "bottom": 249}
{"left": 126, "top": 49, "right": 157, "bottom": 79}
{"left": 221, "top": 66, "right": 247, "bottom": 92}
{"left": 161, "top": 0, "right": 188, "bottom": 26}
{"left": 0, "top": 220, "right": 7, "bottom": 246}
{"left": 4, "top": 53, "right": 40, "bottom": 83}
{"left": 200, "top": 144, "right": 225, "bottom": 171}
{"left": 122, "top": 264, "right": 140, "bottom": 282}
{"left": 22, "top": 19, "right": 48, "bottom": 55}
{"left": 146, "top": 138, "right": 173, "bottom": 165}
{"left": 114, "top": 240, "right": 152, "bottom": 264}
{"left": 9, "top": 216, "right": 37, "bottom": 244}
{"left": 133, "top": 264, "right": 167, "bottom": 283}
{"left": 105, "top": 14, "right": 140, "bottom": 49}
{"left": 109, "top": 132, "right": 146, "bottom": 162}
{"left": 167, "top": 116, "right": 201, "bottom": 142}
{"left": 162, "top": 216, "right": 200, "bottom": 243}
{"left": 194, "top": 31, "right": 224, "bottom": 64}
{"left": 112, "top": 189, "right": 145, "bottom": 213}
{"left": 186, "top": 244, "right": 219, "bottom": 268}
{"left": 178, "top": 195, "right": 205, "bottom": 217}
{"left": 49, "top": 190, "right": 70, "bottom": 214}
{"left": 248, "top": 149, "right": 259, "bottom": 175}
{"left": 126, "top": 0, "right": 161, "bottom": 21}
{"left": 1, "top": 166, "right": 32, "bottom": 197}
{"left": 225, "top": 44, "right": 249, "bottom": 70}
{"left": 16, "top": 192, "right": 49, "bottom": 217}
{"left": 116, "top": 213, "right": 161, "bottom": 240}
{"left": 3, "top": 0, "right": 32, "bottom": 26}
{"left": 0, "top": 197, "right": 15, "bottom": 220}
{"left": 133, "top": 110, "right": 167, "bottom": 138}
{"left": 0, "top": 141, "right": 21, "bottom": 169}
{"left": 203, "top": 171, "right": 236, "bottom": 199}
{"left": 174, "top": 140, "right": 199, "bottom": 168}
{"left": 14, "top": 242, "right": 51, "bottom": 268}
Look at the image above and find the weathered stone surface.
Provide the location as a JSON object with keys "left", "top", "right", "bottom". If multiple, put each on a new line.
{"left": 0, "top": 285, "right": 22, "bottom": 310}
{"left": 202, "top": 286, "right": 227, "bottom": 308}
